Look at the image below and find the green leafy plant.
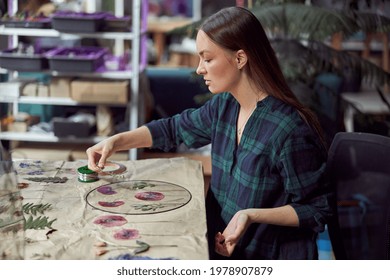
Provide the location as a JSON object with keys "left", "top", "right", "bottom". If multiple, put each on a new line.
{"left": 94, "top": 240, "right": 154, "bottom": 256}
{"left": 171, "top": 0, "right": 390, "bottom": 87}
{"left": 131, "top": 181, "right": 156, "bottom": 190}
{"left": 132, "top": 203, "right": 166, "bottom": 212}
{"left": 22, "top": 202, "right": 56, "bottom": 230}
{"left": 24, "top": 215, "right": 57, "bottom": 230}
{"left": 22, "top": 202, "right": 51, "bottom": 215}
{"left": 170, "top": 0, "right": 390, "bottom": 140}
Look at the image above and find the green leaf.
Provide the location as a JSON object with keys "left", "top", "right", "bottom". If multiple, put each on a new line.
{"left": 134, "top": 240, "right": 150, "bottom": 255}
{"left": 24, "top": 215, "right": 56, "bottom": 230}
{"left": 22, "top": 203, "right": 52, "bottom": 216}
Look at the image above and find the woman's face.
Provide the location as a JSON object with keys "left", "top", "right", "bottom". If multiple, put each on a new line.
{"left": 196, "top": 30, "right": 240, "bottom": 94}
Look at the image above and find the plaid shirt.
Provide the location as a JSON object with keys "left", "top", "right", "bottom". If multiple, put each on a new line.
{"left": 146, "top": 93, "right": 333, "bottom": 259}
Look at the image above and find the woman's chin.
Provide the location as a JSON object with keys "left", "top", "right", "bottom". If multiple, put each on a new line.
{"left": 208, "top": 87, "right": 223, "bottom": 94}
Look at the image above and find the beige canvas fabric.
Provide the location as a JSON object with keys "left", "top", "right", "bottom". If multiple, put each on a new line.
{"left": 15, "top": 157, "right": 208, "bottom": 260}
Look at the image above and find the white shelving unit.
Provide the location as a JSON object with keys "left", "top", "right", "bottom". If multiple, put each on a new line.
{"left": 0, "top": 0, "right": 148, "bottom": 160}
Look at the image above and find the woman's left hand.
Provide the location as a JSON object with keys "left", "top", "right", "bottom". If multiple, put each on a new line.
{"left": 214, "top": 210, "right": 251, "bottom": 257}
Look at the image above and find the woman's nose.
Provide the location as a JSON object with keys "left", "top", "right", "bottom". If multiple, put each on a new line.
{"left": 196, "top": 61, "right": 204, "bottom": 75}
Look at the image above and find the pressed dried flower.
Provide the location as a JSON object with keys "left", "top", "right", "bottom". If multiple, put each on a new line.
{"left": 17, "top": 182, "right": 29, "bottom": 189}
{"left": 95, "top": 249, "right": 108, "bottom": 256}
{"left": 94, "top": 241, "right": 107, "bottom": 247}
{"left": 93, "top": 215, "right": 127, "bottom": 227}
{"left": 98, "top": 200, "right": 125, "bottom": 207}
{"left": 135, "top": 191, "right": 165, "bottom": 201}
{"left": 113, "top": 228, "right": 140, "bottom": 240}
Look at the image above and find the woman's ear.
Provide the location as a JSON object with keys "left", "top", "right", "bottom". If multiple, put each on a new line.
{"left": 236, "top": 49, "right": 247, "bottom": 69}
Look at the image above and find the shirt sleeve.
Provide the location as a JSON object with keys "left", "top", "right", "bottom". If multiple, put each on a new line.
{"left": 145, "top": 97, "right": 215, "bottom": 152}
{"left": 278, "top": 128, "right": 332, "bottom": 233}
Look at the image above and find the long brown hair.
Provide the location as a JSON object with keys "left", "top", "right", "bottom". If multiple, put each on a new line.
{"left": 199, "top": 6, "right": 327, "bottom": 149}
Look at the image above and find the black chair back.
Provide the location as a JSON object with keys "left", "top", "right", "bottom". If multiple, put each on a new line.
{"left": 327, "top": 132, "right": 390, "bottom": 259}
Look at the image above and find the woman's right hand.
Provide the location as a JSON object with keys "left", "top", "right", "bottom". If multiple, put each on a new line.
{"left": 86, "top": 126, "right": 154, "bottom": 172}
{"left": 86, "top": 137, "right": 116, "bottom": 172}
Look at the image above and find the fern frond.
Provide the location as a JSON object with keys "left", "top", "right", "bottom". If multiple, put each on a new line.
{"left": 24, "top": 215, "right": 57, "bottom": 230}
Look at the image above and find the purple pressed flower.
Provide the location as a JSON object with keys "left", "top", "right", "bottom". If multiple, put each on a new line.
{"left": 19, "top": 163, "right": 30, "bottom": 168}
{"left": 19, "top": 161, "right": 42, "bottom": 168}
{"left": 93, "top": 215, "right": 127, "bottom": 227}
{"left": 98, "top": 201, "right": 125, "bottom": 207}
{"left": 97, "top": 186, "right": 117, "bottom": 195}
{"left": 134, "top": 191, "right": 165, "bottom": 201}
{"left": 113, "top": 228, "right": 139, "bottom": 240}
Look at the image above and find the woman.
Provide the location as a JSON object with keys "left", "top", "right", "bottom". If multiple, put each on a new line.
{"left": 86, "top": 7, "right": 333, "bottom": 260}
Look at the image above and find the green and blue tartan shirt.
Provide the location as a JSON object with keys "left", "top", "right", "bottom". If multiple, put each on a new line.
{"left": 146, "top": 93, "right": 333, "bottom": 259}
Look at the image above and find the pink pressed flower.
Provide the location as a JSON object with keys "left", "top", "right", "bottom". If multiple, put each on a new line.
{"left": 93, "top": 215, "right": 127, "bottom": 227}
{"left": 113, "top": 228, "right": 140, "bottom": 240}
{"left": 97, "top": 186, "right": 117, "bottom": 195}
{"left": 134, "top": 191, "right": 165, "bottom": 201}
{"left": 98, "top": 201, "right": 125, "bottom": 207}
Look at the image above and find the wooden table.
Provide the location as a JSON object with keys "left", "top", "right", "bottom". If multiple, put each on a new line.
{"left": 147, "top": 18, "right": 193, "bottom": 65}
{"left": 15, "top": 157, "right": 208, "bottom": 260}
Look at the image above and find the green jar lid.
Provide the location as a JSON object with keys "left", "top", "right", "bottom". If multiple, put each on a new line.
{"left": 77, "top": 165, "right": 97, "bottom": 174}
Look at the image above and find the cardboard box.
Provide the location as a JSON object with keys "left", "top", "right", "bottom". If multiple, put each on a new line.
{"left": 50, "top": 78, "right": 72, "bottom": 98}
{"left": 7, "top": 114, "right": 40, "bottom": 132}
{"left": 8, "top": 121, "right": 28, "bottom": 132}
{"left": 22, "top": 82, "right": 49, "bottom": 97}
{"left": 71, "top": 79, "right": 129, "bottom": 104}
{"left": 22, "top": 83, "right": 37, "bottom": 97}
{"left": 37, "top": 84, "right": 50, "bottom": 97}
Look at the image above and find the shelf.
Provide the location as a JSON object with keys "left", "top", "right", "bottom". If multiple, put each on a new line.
{"left": 341, "top": 40, "right": 385, "bottom": 52}
{"left": 329, "top": 32, "right": 389, "bottom": 73}
{"left": 50, "top": 70, "right": 137, "bottom": 79}
{"left": 0, "top": 25, "right": 146, "bottom": 40}
{"left": 0, "top": 96, "right": 128, "bottom": 106}
{"left": 0, "top": 63, "right": 147, "bottom": 79}
{"left": 325, "top": 38, "right": 385, "bottom": 52}
{"left": 1, "top": 0, "right": 146, "bottom": 161}
{"left": 0, "top": 68, "right": 135, "bottom": 79}
{"left": 0, "top": 131, "right": 106, "bottom": 144}
{"left": 0, "top": 26, "right": 59, "bottom": 37}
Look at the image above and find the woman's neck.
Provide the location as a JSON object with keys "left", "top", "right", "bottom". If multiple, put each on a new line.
{"left": 231, "top": 77, "right": 267, "bottom": 110}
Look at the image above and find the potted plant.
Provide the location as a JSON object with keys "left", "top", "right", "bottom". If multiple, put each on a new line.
{"left": 171, "top": 0, "right": 390, "bottom": 141}
{"left": 173, "top": 0, "right": 390, "bottom": 86}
